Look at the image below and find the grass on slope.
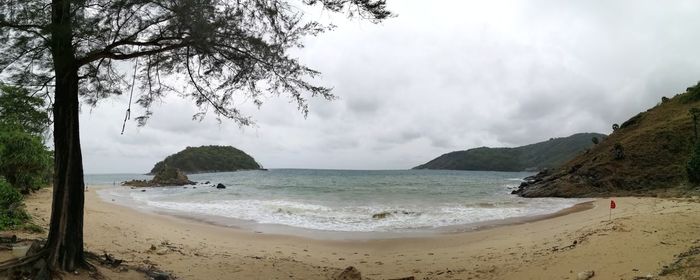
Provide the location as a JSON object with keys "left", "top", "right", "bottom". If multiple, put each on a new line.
{"left": 519, "top": 82, "right": 700, "bottom": 197}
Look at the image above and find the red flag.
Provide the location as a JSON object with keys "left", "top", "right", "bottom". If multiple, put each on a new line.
{"left": 610, "top": 199, "right": 616, "bottom": 209}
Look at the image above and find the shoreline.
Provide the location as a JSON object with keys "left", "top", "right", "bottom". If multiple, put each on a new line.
{"left": 6, "top": 187, "right": 700, "bottom": 279}
{"left": 439, "top": 199, "right": 596, "bottom": 233}
{"left": 95, "top": 184, "right": 593, "bottom": 240}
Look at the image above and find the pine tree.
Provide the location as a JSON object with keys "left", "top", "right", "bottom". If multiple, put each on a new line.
{"left": 0, "top": 0, "right": 390, "bottom": 274}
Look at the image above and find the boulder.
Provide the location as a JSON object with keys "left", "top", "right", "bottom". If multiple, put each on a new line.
{"left": 147, "top": 271, "right": 171, "bottom": 280}
{"left": 216, "top": 183, "right": 226, "bottom": 189}
{"left": 577, "top": 270, "right": 595, "bottom": 280}
{"left": 334, "top": 266, "right": 361, "bottom": 280}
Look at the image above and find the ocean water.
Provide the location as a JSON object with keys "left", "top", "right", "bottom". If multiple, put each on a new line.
{"left": 88, "top": 169, "right": 583, "bottom": 234}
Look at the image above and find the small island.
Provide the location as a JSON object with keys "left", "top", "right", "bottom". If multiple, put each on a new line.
{"left": 149, "top": 145, "right": 263, "bottom": 174}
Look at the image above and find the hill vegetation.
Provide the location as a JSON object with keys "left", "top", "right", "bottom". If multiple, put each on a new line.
{"left": 413, "top": 133, "right": 605, "bottom": 172}
{"left": 150, "top": 145, "right": 262, "bottom": 174}
{"left": 513, "top": 82, "right": 700, "bottom": 197}
{"left": 0, "top": 85, "right": 51, "bottom": 232}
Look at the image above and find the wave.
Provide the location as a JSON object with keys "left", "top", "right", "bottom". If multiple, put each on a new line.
{"left": 95, "top": 170, "right": 581, "bottom": 233}
{"left": 128, "top": 196, "right": 578, "bottom": 232}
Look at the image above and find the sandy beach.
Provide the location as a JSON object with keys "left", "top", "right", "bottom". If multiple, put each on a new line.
{"left": 4, "top": 187, "right": 699, "bottom": 279}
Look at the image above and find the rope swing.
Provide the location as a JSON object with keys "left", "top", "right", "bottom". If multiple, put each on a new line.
{"left": 121, "top": 58, "right": 138, "bottom": 135}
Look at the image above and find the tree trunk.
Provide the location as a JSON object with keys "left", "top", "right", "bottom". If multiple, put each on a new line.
{"left": 45, "top": 0, "right": 86, "bottom": 272}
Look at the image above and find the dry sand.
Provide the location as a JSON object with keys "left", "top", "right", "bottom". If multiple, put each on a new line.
{"left": 5, "top": 187, "right": 700, "bottom": 279}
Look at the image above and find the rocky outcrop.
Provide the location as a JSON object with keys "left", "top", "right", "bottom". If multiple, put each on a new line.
{"left": 121, "top": 179, "right": 152, "bottom": 188}
{"left": 152, "top": 166, "right": 194, "bottom": 185}
{"left": 123, "top": 166, "right": 195, "bottom": 187}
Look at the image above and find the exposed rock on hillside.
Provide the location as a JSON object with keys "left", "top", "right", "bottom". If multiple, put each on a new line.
{"left": 514, "top": 84, "right": 700, "bottom": 197}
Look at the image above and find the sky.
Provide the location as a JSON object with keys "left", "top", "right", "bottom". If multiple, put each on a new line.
{"left": 79, "top": 0, "right": 700, "bottom": 173}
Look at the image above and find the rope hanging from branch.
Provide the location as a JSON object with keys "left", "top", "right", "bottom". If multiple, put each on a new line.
{"left": 121, "top": 58, "right": 138, "bottom": 135}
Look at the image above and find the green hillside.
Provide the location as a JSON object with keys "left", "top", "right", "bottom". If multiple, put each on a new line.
{"left": 150, "top": 145, "right": 262, "bottom": 174}
{"left": 513, "top": 82, "right": 700, "bottom": 197}
{"left": 413, "top": 133, "right": 605, "bottom": 172}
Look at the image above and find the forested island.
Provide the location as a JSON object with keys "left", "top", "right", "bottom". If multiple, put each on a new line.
{"left": 414, "top": 133, "right": 605, "bottom": 172}
{"left": 150, "top": 145, "right": 262, "bottom": 174}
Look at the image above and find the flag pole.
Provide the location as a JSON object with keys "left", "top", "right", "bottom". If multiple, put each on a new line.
{"left": 609, "top": 198, "right": 616, "bottom": 221}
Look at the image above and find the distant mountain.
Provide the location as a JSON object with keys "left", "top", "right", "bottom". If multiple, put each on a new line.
{"left": 150, "top": 145, "right": 262, "bottom": 174}
{"left": 413, "top": 133, "right": 606, "bottom": 172}
{"left": 513, "top": 82, "right": 700, "bottom": 197}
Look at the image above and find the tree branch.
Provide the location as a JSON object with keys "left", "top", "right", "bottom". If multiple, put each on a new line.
{"left": 77, "top": 41, "right": 188, "bottom": 66}
{"left": 0, "top": 19, "right": 48, "bottom": 41}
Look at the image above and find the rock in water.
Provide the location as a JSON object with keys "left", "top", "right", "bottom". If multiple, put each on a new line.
{"left": 121, "top": 179, "right": 150, "bottom": 188}
{"left": 216, "top": 183, "right": 226, "bottom": 189}
{"left": 123, "top": 165, "right": 195, "bottom": 187}
{"left": 334, "top": 266, "right": 362, "bottom": 280}
{"left": 372, "top": 212, "right": 391, "bottom": 219}
{"left": 577, "top": 270, "right": 595, "bottom": 280}
{"left": 152, "top": 165, "right": 194, "bottom": 185}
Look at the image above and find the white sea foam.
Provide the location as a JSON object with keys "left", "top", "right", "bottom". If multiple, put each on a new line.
{"left": 124, "top": 195, "right": 578, "bottom": 232}
{"left": 95, "top": 170, "right": 582, "bottom": 233}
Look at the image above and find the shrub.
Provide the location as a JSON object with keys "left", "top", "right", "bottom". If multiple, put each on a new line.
{"left": 613, "top": 143, "right": 625, "bottom": 160}
{"left": 690, "top": 108, "right": 700, "bottom": 142}
{"left": 679, "top": 81, "right": 700, "bottom": 104}
{"left": 687, "top": 144, "right": 700, "bottom": 184}
{"left": 612, "top": 123, "right": 620, "bottom": 131}
{"left": 0, "top": 126, "right": 52, "bottom": 193}
{"left": 0, "top": 179, "right": 29, "bottom": 230}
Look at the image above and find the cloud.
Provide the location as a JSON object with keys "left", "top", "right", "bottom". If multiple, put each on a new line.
{"left": 78, "top": 0, "right": 700, "bottom": 173}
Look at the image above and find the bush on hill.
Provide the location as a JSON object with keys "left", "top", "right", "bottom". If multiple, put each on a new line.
{"left": 679, "top": 81, "right": 700, "bottom": 104}
{"left": 687, "top": 144, "right": 700, "bottom": 184}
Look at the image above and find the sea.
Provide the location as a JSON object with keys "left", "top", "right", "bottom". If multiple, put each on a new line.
{"left": 87, "top": 169, "right": 584, "bottom": 238}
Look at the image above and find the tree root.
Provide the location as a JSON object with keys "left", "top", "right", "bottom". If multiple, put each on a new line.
{"left": 0, "top": 248, "right": 50, "bottom": 279}
{"left": 0, "top": 240, "right": 102, "bottom": 280}
{"left": 1, "top": 243, "right": 172, "bottom": 279}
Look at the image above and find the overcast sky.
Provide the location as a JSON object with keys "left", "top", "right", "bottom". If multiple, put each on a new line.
{"left": 79, "top": 0, "right": 700, "bottom": 173}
